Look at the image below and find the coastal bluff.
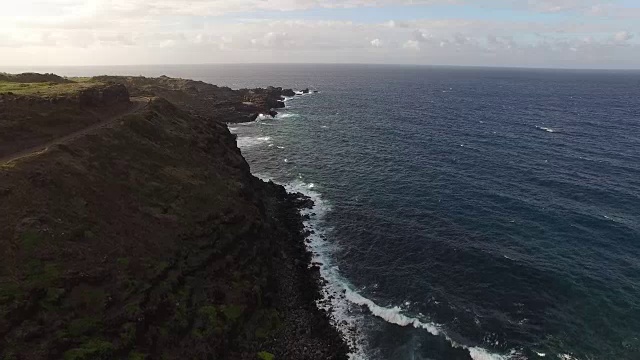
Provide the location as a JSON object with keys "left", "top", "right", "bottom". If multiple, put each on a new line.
{"left": 0, "top": 74, "right": 348, "bottom": 359}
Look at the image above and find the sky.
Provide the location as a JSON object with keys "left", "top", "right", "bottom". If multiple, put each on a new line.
{"left": 1, "top": 0, "right": 639, "bottom": 68}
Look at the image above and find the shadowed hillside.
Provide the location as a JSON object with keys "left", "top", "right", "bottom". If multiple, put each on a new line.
{"left": 0, "top": 74, "right": 347, "bottom": 360}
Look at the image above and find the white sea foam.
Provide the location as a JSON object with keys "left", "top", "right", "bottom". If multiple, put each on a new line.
{"left": 345, "top": 287, "right": 512, "bottom": 360}
{"left": 345, "top": 289, "right": 441, "bottom": 336}
{"left": 256, "top": 113, "right": 272, "bottom": 121}
{"left": 559, "top": 355, "right": 580, "bottom": 360}
{"left": 536, "top": 126, "right": 556, "bottom": 133}
{"left": 277, "top": 113, "right": 300, "bottom": 119}
{"left": 235, "top": 120, "right": 258, "bottom": 126}
{"left": 236, "top": 136, "right": 271, "bottom": 148}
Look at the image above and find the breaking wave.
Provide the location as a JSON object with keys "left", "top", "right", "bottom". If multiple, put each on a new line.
{"left": 536, "top": 126, "right": 557, "bottom": 133}
{"left": 236, "top": 136, "right": 271, "bottom": 148}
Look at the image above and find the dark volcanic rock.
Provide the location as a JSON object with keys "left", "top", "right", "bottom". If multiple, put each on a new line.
{"left": 76, "top": 84, "right": 130, "bottom": 106}
{"left": 91, "top": 75, "right": 295, "bottom": 124}
{"left": 301, "top": 88, "right": 310, "bottom": 94}
{"left": 0, "top": 72, "right": 71, "bottom": 84}
{"left": 235, "top": 102, "right": 260, "bottom": 113}
{"left": 282, "top": 89, "right": 296, "bottom": 97}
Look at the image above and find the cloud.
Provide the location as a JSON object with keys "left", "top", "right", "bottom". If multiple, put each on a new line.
{"left": 413, "top": 29, "right": 434, "bottom": 43}
{"left": 1, "top": 0, "right": 639, "bottom": 68}
{"left": 403, "top": 40, "right": 421, "bottom": 50}
{"left": 251, "top": 32, "right": 292, "bottom": 48}
{"left": 486, "top": 35, "right": 516, "bottom": 50}
{"left": 385, "top": 20, "right": 411, "bottom": 29}
{"left": 613, "top": 31, "right": 634, "bottom": 43}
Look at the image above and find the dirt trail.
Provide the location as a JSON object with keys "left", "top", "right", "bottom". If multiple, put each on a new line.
{"left": 0, "top": 97, "right": 149, "bottom": 165}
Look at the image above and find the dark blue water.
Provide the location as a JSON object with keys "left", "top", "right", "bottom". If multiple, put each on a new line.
{"left": 8, "top": 64, "right": 640, "bottom": 359}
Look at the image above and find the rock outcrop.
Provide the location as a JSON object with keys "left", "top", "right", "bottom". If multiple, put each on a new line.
{"left": 93, "top": 76, "right": 293, "bottom": 123}
{"left": 0, "top": 72, "right": 71, "bottom": 84}
{"left": 282, "top": 89, "right": 296, "bottom": 97}
{"left": 76, "top": 83, "right": 130, "bottom": 106}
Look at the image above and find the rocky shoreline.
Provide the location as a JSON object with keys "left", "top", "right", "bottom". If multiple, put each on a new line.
{"left": 0, "top": 75, "right": 348, "bottom": 359}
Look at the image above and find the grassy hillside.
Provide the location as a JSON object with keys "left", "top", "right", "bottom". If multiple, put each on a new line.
{"left": 0, "top": 81, "right": 131, "bottom": 159}
{"left": 0, "top": 81, "right": 101, "bottom": 96}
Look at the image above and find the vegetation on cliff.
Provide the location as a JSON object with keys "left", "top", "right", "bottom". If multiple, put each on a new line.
{"left": 0, "top": 75, "right": 348, "bottom": 359}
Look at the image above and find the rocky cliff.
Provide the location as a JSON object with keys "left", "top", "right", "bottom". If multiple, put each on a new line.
{"left": 0, "top": 76, "right": 348, "bottom": 359}
{"left": 92, "top": 76, "right": 292, "bottom": 123}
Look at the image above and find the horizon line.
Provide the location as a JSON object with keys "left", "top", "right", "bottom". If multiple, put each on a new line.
{"left": 1, "top": 62, "right": 640, "bottom": 72}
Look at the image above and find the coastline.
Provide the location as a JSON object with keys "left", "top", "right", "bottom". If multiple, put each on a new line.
{"left": 0, "top": 74, "right": 348, "bottom": 359}
{"left": 232, "top": 91, "right": 515, "bottom": 360}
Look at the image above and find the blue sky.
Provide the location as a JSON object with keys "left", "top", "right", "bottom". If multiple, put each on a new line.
{"left": 1, "top": 0, "right": 639, "bottom": 68}
{"left": 229, "top": 5, "right": 572, "bottom": 23}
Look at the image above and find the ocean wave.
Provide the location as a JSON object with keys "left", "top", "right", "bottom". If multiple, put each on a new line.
{"left": 345, "top": 288, "right": 512, "bottom": 360}
{"left": 536, "top": 126, "right": 557, "bottom": 133}
{"left": 276, "top": 113, "right": 300, "bottom": 119}
{"left": 256, "top": 114, "right": 272, "bottom": 121}
{"left": 559, "top": 355, "right": 579, "bottom": 360}
{"left": 236, "top": 136, "right": 271, "bottom": 148}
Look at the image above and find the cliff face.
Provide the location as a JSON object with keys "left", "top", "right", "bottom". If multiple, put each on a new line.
{"left": 0, "top": 78, "right": 347, "bottom": 359}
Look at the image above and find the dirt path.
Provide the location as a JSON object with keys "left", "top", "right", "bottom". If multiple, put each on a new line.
{"left": 0, "top": 97, "right": 149, "bottom": 165}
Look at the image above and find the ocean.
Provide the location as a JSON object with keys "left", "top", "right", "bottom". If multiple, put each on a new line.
{"left": 8, "top": 64, "right": 640, "bottom": 360}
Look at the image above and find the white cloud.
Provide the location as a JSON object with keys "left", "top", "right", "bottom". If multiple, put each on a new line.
{"left": 413, "top": 29, "right": 434, "bottom": 43}
{"left": 403, "top": 40, "right": 421, "bottom": 50}
{"left": 370, "top": 38, "right": 382, "bottom": 47}
{"left": 251, "top": 32, "right": 292, "bottom": 48}
{"left": 613, "top": 31, "right": 634, "bottom": 43}
{"left": 385, "top": 20, "right": 411, "bottom": 28}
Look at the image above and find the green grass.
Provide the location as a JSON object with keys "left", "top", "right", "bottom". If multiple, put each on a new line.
{"left": 63, "top": 339, "right": 114, "bottom": 360}
{"left": 220, "top": 304, "right": 245, "bottom": 322}
{"left": 20, "top": 229, "right": 43, "bottom": 253}
{"left": 68, "top": 77, "right": 94, "bottom": 83}
{"left": 257, "top": 351, "right": 275, "bottom": 360}
{"left": 68, "top": 317, "right": 101, "bottom": 337}
{"left": 0, "top": 81, "right": 102, "bottom": 96}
